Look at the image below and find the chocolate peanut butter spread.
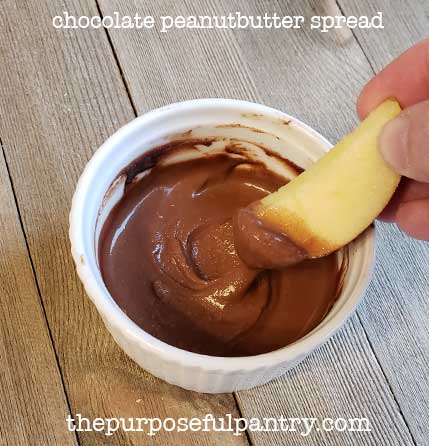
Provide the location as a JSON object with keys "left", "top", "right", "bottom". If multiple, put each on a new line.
{"left": 233, "top": 204, "right": 308, "bottom": 269}
{"left": 99, "top": 139, "right": 345, "bottom": 356}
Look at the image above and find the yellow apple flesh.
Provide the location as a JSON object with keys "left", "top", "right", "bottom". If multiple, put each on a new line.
{"left": 255, "top": 99, "right": 402, "bottom": 258}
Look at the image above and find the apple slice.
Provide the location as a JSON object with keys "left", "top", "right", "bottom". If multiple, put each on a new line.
{"left": 235, "top": 99, "right": 401, "bottom": 265}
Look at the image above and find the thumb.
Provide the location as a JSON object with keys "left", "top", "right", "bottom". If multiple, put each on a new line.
{"left": 379, "top": 100, "right": 429, "bottom": 182}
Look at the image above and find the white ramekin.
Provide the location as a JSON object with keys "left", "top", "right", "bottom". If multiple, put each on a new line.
{"left": 69, "top": 99, "right": 375, "bottom": 393}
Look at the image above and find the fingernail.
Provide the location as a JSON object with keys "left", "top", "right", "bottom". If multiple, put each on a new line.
{"left": 379, "top": 115, "right": 410, "bottom": 174}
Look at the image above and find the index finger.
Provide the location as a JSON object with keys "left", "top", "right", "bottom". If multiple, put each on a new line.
{"left": 357, "top": 38, "right": 429, "bottom": 119}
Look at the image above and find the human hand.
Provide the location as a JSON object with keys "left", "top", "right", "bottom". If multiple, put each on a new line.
{"left": 357, "top": 38, "right": 429, "bottom": 240}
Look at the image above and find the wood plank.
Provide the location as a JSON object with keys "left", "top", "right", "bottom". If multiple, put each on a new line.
{"left": 337, "top": 1, "right": 429, "bottom": 443}
{"left": 100, "top": 0, "right": 418, "bottom": 444}
{"left": 237, "top": 317, "right": 413, "bottom": 446}
{"left": 338, "top": 0, "right": 428, "bottom": 71}
{"left": 98, "top": 0, "right": 261, "bottom": 111}
{"left": 0, "top": 146, "right": 77, "bottom": 445}
{"left": 98, "top": 0, "right": 367, "bottom": 141}
{"left": 0, "top": 1, "right": 247, "bottom": 445}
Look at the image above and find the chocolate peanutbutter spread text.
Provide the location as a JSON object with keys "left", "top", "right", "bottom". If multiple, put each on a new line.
{"left": 99, "top": 139, "right": 345, "bottom": 356}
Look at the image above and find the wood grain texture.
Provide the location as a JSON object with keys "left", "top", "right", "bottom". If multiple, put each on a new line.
{"left": 98, "top": 0, "right": 261, "bottom": 111}
{"left": 338, "top": 0, "right": 428, "bottom": 72}
{"left": 1, "top": 0, "right": 427, "bottom": 445}
{"left": 337, "top": 1, "right": 429, "bottom": 443}
{"left": 99, "top": 0, "right": 368, "bottom": 140}
{"left": 100, "top": 0, "right": 420, "bottom": 444}
{"left": 237, "top": 317, "right": 413, "bottom": 446}
{"left": 0, "top": 147, "right": 77, "bottom": 446}
{"left": 0, "top": 1, "right": 246, "bottom": 445}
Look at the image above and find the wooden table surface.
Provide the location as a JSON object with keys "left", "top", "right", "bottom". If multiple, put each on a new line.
{"left": 1, "top": 1, "right": 428, "bottom": 445}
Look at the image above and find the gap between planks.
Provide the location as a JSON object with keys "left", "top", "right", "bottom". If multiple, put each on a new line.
{"left": 0, "top": 137, "right": 81, "bottom": 446}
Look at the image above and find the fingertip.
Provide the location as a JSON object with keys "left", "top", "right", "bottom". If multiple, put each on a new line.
{"left": 356, "top": 42, "right": 429, "bottom": 237}
{"left": 357, "top": 38, "right": 429, "bottom": 121}
{"left": 356, "top": 94, "right": 365, "bottom": 121}
{"left": 356, "top": 83, "right": 372, "bottom": 120}
{"left": 377, "top": 210, "right": 397, "bottom": 223}
{"left": 395, "top": 199, "right": 429, "bottom": 240}
{"left": 377, "top": 199, "right": 399, "bottom": 222}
